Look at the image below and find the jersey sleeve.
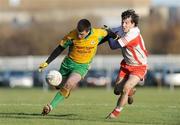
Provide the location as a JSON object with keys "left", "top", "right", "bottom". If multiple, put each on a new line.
{"left": 59, "top": 31, "right": 74, "bottom": 48}
{"left": 108, "top": 38, "right": 121, "bottom": 49}
{"left": 97, "top": 29, "right": 108, "bottom": 42}
{"left": 117, "top": 27, "right": 140, "bottom": 47}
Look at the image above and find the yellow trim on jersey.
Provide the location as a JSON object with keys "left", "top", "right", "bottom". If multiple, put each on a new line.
{"left": 59, "top": 28, "right": 107, "bottom": 64}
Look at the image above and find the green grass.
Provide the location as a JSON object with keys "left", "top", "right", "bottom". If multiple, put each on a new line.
{"left": 0, "top": 87, "right": 180, "bottom": 125}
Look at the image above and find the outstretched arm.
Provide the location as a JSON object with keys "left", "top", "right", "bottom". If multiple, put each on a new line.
{"left": 103, "top": 25, "right": 121, "bottom": 49}
{"left": 98, "top": 34, "right": 121, "bottom": 49}
{"left": 98, "top": 35, "right": 109, "bottom": 45}
{"left": 46, "top": 45, "right": 65, "bottom": 64}
{"left": 38, "top": 45, "right": 65, "bottom": 72}
{"left": 108, "top": 38, "right": 121, "bottom": 49}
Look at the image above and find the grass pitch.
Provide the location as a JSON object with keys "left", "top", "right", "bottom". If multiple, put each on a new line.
{"left": 0, "top": 87, "right": 180, "bottom": 125}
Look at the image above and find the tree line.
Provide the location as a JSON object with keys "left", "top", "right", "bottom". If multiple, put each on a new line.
{"left": 0, "top": 15, "right": 180, "bottom": 56}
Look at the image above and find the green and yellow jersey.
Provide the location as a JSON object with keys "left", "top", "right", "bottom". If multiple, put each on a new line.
{"left": 59, "top": 28, "right": 107, "bottom": 64}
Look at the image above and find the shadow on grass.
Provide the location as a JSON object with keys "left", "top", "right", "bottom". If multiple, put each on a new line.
{"left": 0, "top": 112, "right": 167, "bottom": 124}
{"left": 0, "top": 112, "right": 78, "bottom": 120}
{"left": 0, "top": 112, "right": 121, "bottom": 123}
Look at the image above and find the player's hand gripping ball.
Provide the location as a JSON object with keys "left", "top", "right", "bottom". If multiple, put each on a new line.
{"left": 46, "top": 70, "right": 62, "bottom": 86}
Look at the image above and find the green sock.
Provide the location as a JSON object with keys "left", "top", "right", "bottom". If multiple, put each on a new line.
{"left": 50, "top": 92, "right": 64, "bottom": 109}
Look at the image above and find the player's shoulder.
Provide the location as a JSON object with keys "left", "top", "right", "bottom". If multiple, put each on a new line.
{"left": 66, "top": 29, "right": 78, "bottom": 39}
{"left": 92, "top": 28, "right": 107, "bottom": 36}
{"left": 129, "top": 27, "right": 140, "bottom": 33}
{"left": 93, "top": 28, "right": 106, "bottom": 32}
{"left": 68, "top": 29, "right": 77, "bottom": 36}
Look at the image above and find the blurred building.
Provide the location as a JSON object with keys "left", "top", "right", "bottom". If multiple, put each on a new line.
{"left": 0, "top": 0, "right": 151, "bottom": 27}
{"left": 169, "top": 7, "right": 180, "bottom": 25}
{"left": 150, "top": 5, "right": 180, "bottom": 28}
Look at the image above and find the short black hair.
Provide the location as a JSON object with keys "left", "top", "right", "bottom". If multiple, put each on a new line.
{"left": 77, "top": 19, "right": 91, "bottom": 32}
{"left": 121, "top": 9, "right": 139, "bottom": 26}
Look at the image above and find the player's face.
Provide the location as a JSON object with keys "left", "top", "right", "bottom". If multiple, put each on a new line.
{"left": 122, "top": 17, "right": 135, "bottom": 33}
{"left": 77, "top": 30, "right": 90, "bottom": 39}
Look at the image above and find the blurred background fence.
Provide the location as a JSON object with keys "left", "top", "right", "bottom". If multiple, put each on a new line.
{"left": 1, "top": 55, "right": 180, "bottom": 89}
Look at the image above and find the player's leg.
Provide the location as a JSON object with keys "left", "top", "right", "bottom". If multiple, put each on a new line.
{"left": 106, "top": 76, "right": 127, "bottom": 119}
{"left": 50, "top": 72, "right": 82, "bottom": 108}
{"left": 114, "top": 65, "right": 147, "bottom": 116}
{"left": 106, "top": 66, "right": 128, "bottom": 119}
{"left": 107, "top": 64, "right": 147, "bottom": 119}
{"left": 118, "top": 75, "right": 140, "bottom": 108}
{"left": 63, "top": 72, "right": 82, "bottom": 94}
{"left": 114, "top": 77, "right": 127, "bottom": 95}
{"left": 127, "top": 65, "right": 147, "bottom": 105}
{"left": 42, "top": 73, "right": 82, "bottom": 115}
{"left": 42, "top": 78, "right": 67, "bottom": 115}
{"left": 114, "top": 66, "right": 137, "bottom": 107}
{"left": 42, "top": 58, "right": 88, "bottom": 115}
{"left": 58, "top": 61, "right": 89, "bottom": 98}
{"left": 107, "top": 75, "right": 140, "bottom": 119}
{"left": 114, "top": 80, "right": 136, "bottom": 105}
{"left": 127, "top": 87, "right": 136, "bottom": 104}
{"left": 41, "top": 60, "right": 70, "bottom": 115}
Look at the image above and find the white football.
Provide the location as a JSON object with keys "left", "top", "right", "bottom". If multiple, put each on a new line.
{"left": 46, "top": 70, "right": 62, "bottom": 86}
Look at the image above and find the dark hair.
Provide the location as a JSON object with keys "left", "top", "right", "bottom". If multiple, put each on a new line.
{"left": 77, "top": 19, "right": 91, "bottom": 32}
{"left": 121, "top": 9, "right": 139, "bottom": 26}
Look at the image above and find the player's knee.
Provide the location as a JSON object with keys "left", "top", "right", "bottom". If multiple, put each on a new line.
{"left": 59, "top": 87, "right": 70, "bottom": 98}
{"left": 55, "top": 86, "right": 61, "bottom": 90}
{"left": 114, "top": 88, "right": 120, "bottom": 95}
{"left": 123, "top": 85, "right": 131, "bottom": 95}
{"left": 114, "top": 86, "right": 121, "bottom": 95}
{"left": 64, "top": 81, "right": 74, "bottom": 90}
{"left": 60, "top": 81, "right": 75, "bottom": 98}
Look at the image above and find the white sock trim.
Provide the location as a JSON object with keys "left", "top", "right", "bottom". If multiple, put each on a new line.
{"left": 115, "top": 108, "right": 120, "bottom": 112}
{"left": 119, "top": 107, "right": 123, "bottom": 112}
{"left": 49, "top": 104, "right": 53, "bottom": 110}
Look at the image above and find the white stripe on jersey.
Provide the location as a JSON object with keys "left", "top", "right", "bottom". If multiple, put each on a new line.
{"left": 117, "top": 27, "right": 140, "bottom": 47}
